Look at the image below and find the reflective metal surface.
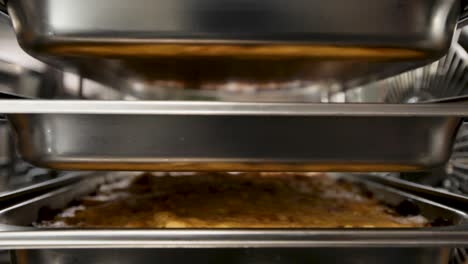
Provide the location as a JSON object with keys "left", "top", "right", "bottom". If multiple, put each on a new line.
{"left": 0, "top": 12, "right": 43, "bottom": 73}
{"left": 343, "top": 42, "right": 468, "bottom": 103}
{"left": 2, "top": 100, "right": 468, "bottom": 116}
{"left": 450, "top": 247, "right": 468, "bottom": 264}
{"left": 0, "top": 101, "right": 462, "bottom": 171}
{"left": 0, "top": 173, "right": 83, "bottom": 209}
{"left": 8, "top": 0, "right": 459, "bottom": 52}
{"left": 362, "top": 174, "right": 468, "bottom": 212}
{"left": 0, "top": 60, "right": 43, "bottom": 100}
{"left": 4, "top": 0, "right": 460, "bottom": 92}
{"left": 6, "top": 0, "right": 457, "bottom": 43}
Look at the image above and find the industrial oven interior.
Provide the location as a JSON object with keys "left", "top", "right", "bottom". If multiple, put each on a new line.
{"left": 1, "top": 0, "right": 468, "bottom": 264}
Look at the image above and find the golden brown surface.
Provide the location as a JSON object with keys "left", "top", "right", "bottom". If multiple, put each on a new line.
{"left": 37, "top": 173, "right": 428, "bottom": 228}
{"left": 43, "top": 43, "right": 425, "bottom": 59}
{"left": 45, "top": 162, "right": 423, "bottom": 173}
{"left": 37, "top": 42, "right": 428, "bottom": 90}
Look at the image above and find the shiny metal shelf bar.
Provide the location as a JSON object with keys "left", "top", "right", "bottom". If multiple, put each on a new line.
{"left": 0, "top": 230, "right": 468, "bottom": 249}
{"left": 1, "top": 100, "right": 468, "bottom": 116}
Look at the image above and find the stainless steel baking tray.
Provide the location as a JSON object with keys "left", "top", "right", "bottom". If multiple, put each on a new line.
{"left": 0, "top": 173, "right": 467, "bottom": 264}
{"left": 360, "top": 173, "right": 468, "bottom": 212}
{"left": 6, "top": 0, "right": 459, "bottom": 52}
{"left": 1, "top": 0, "right": 461, "bottom": 91}
{"left": 1, "top": 101, "right": 467, "bottom": 171}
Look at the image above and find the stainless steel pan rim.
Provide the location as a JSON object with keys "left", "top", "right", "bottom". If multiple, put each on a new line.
{"left": 0, "top": 230, "right": 468, "bottom": 249}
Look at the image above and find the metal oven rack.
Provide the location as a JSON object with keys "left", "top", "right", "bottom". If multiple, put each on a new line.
{"left": 1, "top": 1, "right": 468, "bottom": 264}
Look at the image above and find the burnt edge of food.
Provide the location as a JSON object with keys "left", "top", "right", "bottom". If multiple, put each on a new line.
{"left": 36, "top": 206, "right": 62, "bottom": 223}
{"left": 394, "top": 200, "right": 421, "bottom": 217}
{"left": 35, "top": 199, "right": 84, "bottom": 224}
{"left": 352, "top": 182, "right": 374, "bottom": 199}
{"left": 34, "top": 176, "right": 120, "bottom": 224}
{"left": 388, "top": 199, "right": 452, "bottom": 226}
{"left": 355, "top": 182, "right": 445, "bottom": 227}
{"left": 431, "top": 217, "right": 452, "bottom": 227}
{"left": 353, "top": 182, "right": 374, "bottom": 199}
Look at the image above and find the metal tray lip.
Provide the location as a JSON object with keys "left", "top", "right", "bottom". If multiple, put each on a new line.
{"left": 40, "top": 36, "right": 447, "bottom": 47}
{"left": 0, "top": 229, "right": 468, "bottom": 249}
{"left": 362, "top": 173, "right": 468, "bottom": 205}
{"left": 0, "top": 174, "right": 467, "bottom": 249}
{"left": 1, "top": 100, "right": 468, "bottom": 116}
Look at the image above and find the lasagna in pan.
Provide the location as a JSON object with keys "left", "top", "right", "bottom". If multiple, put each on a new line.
{"left": 37, "top": 173, "right": 428, "bottom": 228}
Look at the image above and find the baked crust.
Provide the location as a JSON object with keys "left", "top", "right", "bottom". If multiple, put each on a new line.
{"left": 37, "top": 173, "right": 428, "bottom": 228}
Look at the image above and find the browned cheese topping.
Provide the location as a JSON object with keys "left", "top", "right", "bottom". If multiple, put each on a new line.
{"left": 37, "top": 173, "right": 428, "bottom": 228}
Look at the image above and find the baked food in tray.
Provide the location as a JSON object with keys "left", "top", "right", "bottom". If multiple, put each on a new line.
{"left": 37, "top": 172, "right": 428, "bottom": 228}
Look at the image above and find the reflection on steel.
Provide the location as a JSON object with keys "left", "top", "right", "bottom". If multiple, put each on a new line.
{"left": 0, "top": 101, "right": 462, "bottom": 171}
{"left": 344, "top": 43, "right": 468, "bottom": 103}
